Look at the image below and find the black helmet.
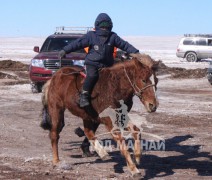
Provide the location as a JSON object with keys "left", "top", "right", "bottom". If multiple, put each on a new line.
{"left": 95, "top": 13, "right": 113, "bottom": 31}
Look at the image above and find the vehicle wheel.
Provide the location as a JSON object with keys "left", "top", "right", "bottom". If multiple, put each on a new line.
{"left": 185, "top": 52, "right": 198, "bottom": 62}
{"left": 31, "top": 82, "right": 43, "bottom": 93}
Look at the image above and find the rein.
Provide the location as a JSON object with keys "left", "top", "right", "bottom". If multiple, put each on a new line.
{"left": 123, "top": 65, "right": 155, "bottom": 98}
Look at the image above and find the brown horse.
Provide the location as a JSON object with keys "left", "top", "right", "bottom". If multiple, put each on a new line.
{"left": 41, "top": 54, "right": 159, "bottom": 176}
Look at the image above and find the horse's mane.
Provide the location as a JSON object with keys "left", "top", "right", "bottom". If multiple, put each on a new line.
{"left": 108, "top": 59, "right": 135, "bottom": 71}
{"left": 106, "top": 54, "right": 155, "bottom": 72}
{"left": 100, "top": 57, "right": 154, "bottom": 78}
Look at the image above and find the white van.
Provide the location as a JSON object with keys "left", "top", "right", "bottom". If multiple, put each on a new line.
{"left": 176, "top": 34, "right": 212, "bottom": 62}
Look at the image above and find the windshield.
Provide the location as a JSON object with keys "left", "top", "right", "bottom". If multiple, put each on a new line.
{"left": 40, "top": 37, "right": 85, "bottom": 53}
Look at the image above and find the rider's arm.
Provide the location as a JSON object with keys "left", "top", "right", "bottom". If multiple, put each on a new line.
{"left": 63, "top": 33, "right": 91, "bottom": 54}
{"left": 113, "top": 33, "right": 139, "bottom": 54}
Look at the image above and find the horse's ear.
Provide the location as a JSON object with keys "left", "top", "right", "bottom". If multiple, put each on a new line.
{"left": 152, "top": 60, "right": 160, "bottom": 71}
{"left": 130, "top": 53, "right": 154, "bottom": 69}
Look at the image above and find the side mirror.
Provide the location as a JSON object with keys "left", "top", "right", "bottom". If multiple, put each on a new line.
{"left": 33, "top": 46, "right": 39, "bottom": 53}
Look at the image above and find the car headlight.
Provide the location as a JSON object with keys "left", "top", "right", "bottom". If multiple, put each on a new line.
{"left": 31, "top": 59, "right": 44, "bottom": 68}
{"left": 73, "top": 60, "right": 85, "bottom": 67}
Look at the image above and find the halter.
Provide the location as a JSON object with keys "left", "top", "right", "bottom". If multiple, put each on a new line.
{"left": 123, "top": 65, "right": 155, "bottom": 98}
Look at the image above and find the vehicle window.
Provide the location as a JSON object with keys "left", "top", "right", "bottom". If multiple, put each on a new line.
{"left": 40, "top": 38, "right": 85, "bottom": 53}
{"left": 196, "top": 39, "right": 207, "bottom": 46}
{"left": 208, "top": 39, "right": 212, "bottom": 46}
{"left": 183, "top": 39, "right": 195, "bottom": 45}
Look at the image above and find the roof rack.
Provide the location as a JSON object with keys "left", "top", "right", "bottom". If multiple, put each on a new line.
{"left": 184, "top": 34, "right": 212, "bottom": 38}
{"left": 55, "top": 26, "right": 93, "bottom": 34}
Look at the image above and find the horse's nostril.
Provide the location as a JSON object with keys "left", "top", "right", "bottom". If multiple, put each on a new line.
{"left": 149, "top": 103, "right": 156, "bottom": 112}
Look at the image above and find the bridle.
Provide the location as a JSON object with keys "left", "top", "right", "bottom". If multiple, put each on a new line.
{"left": 123, "top": 65, "right": 156, "bottom": 98}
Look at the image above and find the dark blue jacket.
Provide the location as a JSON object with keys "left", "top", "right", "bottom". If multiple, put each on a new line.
{"left": 63, "top": 13, "right": 139, "bottom": 67}
{"left": 63, "top": 31, "right": 139, "bottom": 67}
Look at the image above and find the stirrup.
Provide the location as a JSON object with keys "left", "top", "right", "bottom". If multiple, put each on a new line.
{"left": 79, "top": 100, "right": 90, "bottom": 108}
{"left": 79, "top": 93, "right": 90, "bottom": 108}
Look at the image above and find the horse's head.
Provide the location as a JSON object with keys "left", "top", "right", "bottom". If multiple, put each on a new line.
{"left": 131, "top": 54, "right": 159, "bottom": 113}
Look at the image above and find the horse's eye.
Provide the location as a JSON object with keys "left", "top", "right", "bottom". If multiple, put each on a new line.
{"left": 142, "top": 80, "right": 146, "bottom": 84}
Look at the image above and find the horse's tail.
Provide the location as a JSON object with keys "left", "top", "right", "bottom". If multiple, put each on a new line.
{"left": 40, "top": 79, "right": 52, "bottom": 130}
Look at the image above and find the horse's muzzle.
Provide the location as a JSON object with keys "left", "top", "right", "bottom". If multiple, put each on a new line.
{"left": 147, "top": 103, "right": 157, "bottom": 112}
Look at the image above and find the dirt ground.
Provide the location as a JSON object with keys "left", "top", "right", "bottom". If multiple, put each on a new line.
{"left": 0, "top": 60, "right": 211, "bottom": 180}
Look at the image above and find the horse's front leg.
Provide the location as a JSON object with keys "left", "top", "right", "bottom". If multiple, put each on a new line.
{"left": 130, "top": 124, "right": 142, "bottom": 165}
{"left": 83, "top": 119, "right": 109, "bottom": 159}
{"left": 114, "top": 132, "right": 140, "bottom": 176}
{"left": 103, "top": 118, "right": 140, "bottom": 177}
{"left": 49, "top": 107, "right": 64, "bottom": 165}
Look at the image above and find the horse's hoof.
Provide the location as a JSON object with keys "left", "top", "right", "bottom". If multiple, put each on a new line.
{"left": 57, "top": 162, "right": 72, "bottom": 170}
{"left": 81, "top": 144, "right": 97, "bottom": 157}
{"left": 132, "top": 172, "right": 142, "bottom": 179}
{"left": 74, "top": 127, "right": 85, "bottom": 137}
{"left": 135, "top": 157, "right": 141, "bottom": 165}
{"left": 53, "top": 161, "right": 72, "bottom": 171}
{"left": 53, "top": 159, "right": 60, "bottom": 166}
{"left": 82, "top": 151, "right": 98, "bottom": 157}
{"left": 101, "top": 154, "right": 110, "bottom": 161}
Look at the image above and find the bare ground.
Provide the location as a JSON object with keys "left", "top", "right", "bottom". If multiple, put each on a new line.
{"left": 0, "top": 60, "right": 211, "bottom": 180}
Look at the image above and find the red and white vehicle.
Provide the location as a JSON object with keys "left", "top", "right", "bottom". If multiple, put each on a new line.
{"left": 29, "top": 27, "right": 91, "bottom": 93}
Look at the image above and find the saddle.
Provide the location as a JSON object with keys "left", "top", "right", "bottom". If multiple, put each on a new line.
{"left": 79, "top": 69, "right": 86, "bottom": 78}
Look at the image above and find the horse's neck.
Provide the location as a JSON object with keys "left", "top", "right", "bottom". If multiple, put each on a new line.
{"left": 102, "top": 60, "right": 136, "bottom": 98}
{"left": 93, "top": 61, "right": 137, "bottom": 112}
{"left": 107, "top": 60, "right": 136, "bottom": 76}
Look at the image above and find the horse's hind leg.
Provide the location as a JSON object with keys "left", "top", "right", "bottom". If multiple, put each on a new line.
{"left": 49, "top": 107, "right": 64, "bottom": 165}
{"left": 81, "top": 122, "right": 100, "bottom": 157}
{"left": 83, "top": 119, "right": 108, "bottom": 159}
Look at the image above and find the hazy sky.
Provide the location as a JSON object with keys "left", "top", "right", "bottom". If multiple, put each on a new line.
{"left": 0, "top": 0, "right": 211, "bottom": 37}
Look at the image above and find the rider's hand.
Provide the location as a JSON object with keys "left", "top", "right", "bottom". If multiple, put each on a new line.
{"left": 58, "top": 50, "right": 66, "bottom": 59}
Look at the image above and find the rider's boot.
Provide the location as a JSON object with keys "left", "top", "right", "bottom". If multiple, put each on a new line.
{"left": 79, "top": 90, "right": 99, "bottom": 119}
{"left": 79, "top": 90, "right": 90, "bottom": 108}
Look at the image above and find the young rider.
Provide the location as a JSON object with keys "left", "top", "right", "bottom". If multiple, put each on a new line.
{"left": 59, "top": 13, "right": 140, "bottom": 109}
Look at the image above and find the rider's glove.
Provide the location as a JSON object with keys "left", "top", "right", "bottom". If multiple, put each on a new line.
{"left": 58, "top": 50, "right": 66, "bottom": 59}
